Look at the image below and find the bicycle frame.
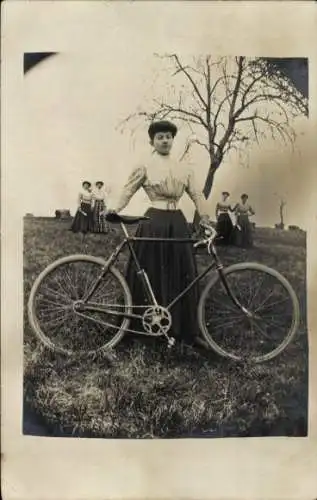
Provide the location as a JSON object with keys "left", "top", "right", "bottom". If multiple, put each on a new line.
{"left": 79, "top": 222, "right": 245, "bottom": 333}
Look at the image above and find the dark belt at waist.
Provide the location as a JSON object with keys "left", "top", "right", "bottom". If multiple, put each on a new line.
{"left": 151, "top": 200, "right": 179, "bottom": 210}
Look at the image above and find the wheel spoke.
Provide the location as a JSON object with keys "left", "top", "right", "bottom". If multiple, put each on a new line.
{"left": 60, "top": 265, "right": 77, "bottom": 296}
{"left": 207, "top": 311, "right": 246, "bottom": 325}
{"left": 36, "top": 296, "right": 69, "bottom": 310}
{"left": 254, "top": 294, "right": 290, "bottom": 314}
{"left": 211, "top": 317, "right": 244, "bottom": 330}
{"left": 50, "top": 273, "right": 73, "bottom": 299}
{"left": 82, "top": 266, "right": 94, "bottom": 298}
{"left": 257, "top": 314, "right": 290, "bottom": 331}
{"left": 42, "top": 312, "right": 71, "bottom": 328}
{"left": 72, "top": 264, "right": 80, "bottom": 300}
{"left": 246, "top": 273, "right": 254, "bottom": 307}
{"left": 248, "top": 273, "right": 267, "bottom": 309}
{"left": 251, "top": 319, "right": 272, "bottom": 340}
{"left": 210, "top": 294, "right": 240, "bottom": 314}
{"left": 41, "top": 284, "right": 71, "bottom": 302}
{"left": 36, "top": 302, "right": 69, "bottom": 314}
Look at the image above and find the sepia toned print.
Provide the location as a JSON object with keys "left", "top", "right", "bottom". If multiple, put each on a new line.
{"left": 23, "top": 53, "right": 308, "bottom": 439}
{"left": 2, "top": 2, "right": 317, "bottom": 500}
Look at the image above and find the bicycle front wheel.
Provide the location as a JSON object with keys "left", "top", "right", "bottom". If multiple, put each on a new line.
{"left": 28, "top": 254, "right": 132, "bottom": 356}
{"left": 198, "top": 262, "right": 300, "bottom": 363}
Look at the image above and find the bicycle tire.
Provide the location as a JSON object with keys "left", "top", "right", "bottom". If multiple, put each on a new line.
{"left": 27, "top": 254, "right": 132, "bottom": 356}
{"left": 198, "top": 262, "right": 300, "bottom": 363}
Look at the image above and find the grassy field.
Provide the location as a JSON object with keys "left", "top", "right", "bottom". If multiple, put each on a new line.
{"left": 23, "top": 217, "right": 308, "bottom": 438}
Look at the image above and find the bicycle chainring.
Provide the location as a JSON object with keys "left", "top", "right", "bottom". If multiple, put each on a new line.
{"left": 142, "top": 306, "right": 172, "bottom": 336}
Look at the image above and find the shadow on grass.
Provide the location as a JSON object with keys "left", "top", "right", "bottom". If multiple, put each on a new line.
{"left": 23, "top": 336, "right": 308, "bottom": 439}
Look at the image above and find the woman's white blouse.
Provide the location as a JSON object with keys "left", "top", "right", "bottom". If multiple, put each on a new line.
{"left": 234, "top": 203, "right": 254, "bottom": 215}
{"left": 216, "top": 202, "right": 231, "bottom": 213}
{"left": 114, "top": 154, "right": 208, "bottom": 216}
{"left": 78, "top": 189, "right": 93, "bottom": 204}
{"left": 92, "top": 188, "right": 106, "bottom": 201}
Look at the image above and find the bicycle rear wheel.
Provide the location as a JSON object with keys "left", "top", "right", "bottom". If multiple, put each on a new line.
{"left": 198, "top": 262, "right": 300, "bottom": 363}
{"left": 28, "top": 254, "right": 132, "bottom": 356}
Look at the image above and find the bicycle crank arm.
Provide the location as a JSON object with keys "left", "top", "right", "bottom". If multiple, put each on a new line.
{"left": 123, "top": 327, "right": 176, "bottom": 347}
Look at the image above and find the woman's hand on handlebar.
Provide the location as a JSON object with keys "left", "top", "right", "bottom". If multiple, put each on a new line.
{"left": 199, "top": 215, "right": 213, "bottom": 232}
{"left": 193, "top": 217, "right": 217, "bottom": 250}
{"left": 199, "top": 216, "right": 218, "bottom": 243}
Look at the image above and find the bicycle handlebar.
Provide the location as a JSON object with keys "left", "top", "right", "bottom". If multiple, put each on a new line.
{"left": 193, "top": 223, "right": 218, "bottom": 252}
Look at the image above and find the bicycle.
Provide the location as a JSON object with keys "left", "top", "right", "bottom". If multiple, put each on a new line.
{"left": 27, "top": 213, "right": 300, "bottom": 363}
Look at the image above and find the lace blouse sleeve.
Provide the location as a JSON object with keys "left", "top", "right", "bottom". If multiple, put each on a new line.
{"left": 114, "top": 165, "right": 146, "bottom": 213}
{"left": 185, "top": 168, "right": 209, "bottom": 218}
{"left": 77, "top": 192, "right": 83, "bottom": 207}
{"left": 215, "top": 202, "right": 220, "bottom": 218}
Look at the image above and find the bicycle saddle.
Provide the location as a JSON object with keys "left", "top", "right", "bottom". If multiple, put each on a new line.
{"left": 106, "top": 212, "right": 150, "bottom": 224}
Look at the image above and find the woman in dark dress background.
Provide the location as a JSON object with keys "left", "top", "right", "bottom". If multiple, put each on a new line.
{"left": 92, "top": 181, "right": 109, "bottom": 233}
{"left": 233, "top": 193, "right": 255, "bottom": 248}
{"left": 70, "top": 181, "right": 93, "bottom": 240}
{"left": 215, "top": 191, "right": 234, "bottom": 245}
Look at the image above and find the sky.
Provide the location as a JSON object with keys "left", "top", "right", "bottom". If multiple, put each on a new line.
{"left": 20, "top": 51, "right": 310, "bottom": 228}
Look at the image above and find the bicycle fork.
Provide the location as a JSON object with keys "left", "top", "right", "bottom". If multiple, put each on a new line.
{"left": 211, "top": 244, "right": 252, "bottom": 318}
{"left": 217, "top": 265, "right": 253, "bottom": 318}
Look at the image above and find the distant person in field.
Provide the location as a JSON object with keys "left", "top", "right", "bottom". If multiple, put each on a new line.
{"left": 108, "top": 119, "right": 211, "bottom": 348}
{"left": 91, "top": 181, "right": 109, "bottom": 233}
{"left": 233, "top": 193, "right": 255, "bottom": 248}
{"left": 70, "top": 181, "right": 93, "bottom": 239}
{"left": 215, "top": 191, "right": 234, "bottom": 245}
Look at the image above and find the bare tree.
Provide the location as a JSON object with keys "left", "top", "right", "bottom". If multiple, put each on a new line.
{"left": 273, "top": 191, "right": 287, "bottom": 229}
{"left": 119, "top": 55, "right": 307, "bottom": 229}
{"left": 279, "top": 199, "right": 286, "bottom": 229}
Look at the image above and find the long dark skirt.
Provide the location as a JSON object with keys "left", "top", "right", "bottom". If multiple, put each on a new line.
{"left": 70, "top": 202, "right": 92, "bottom": 234}
{"left": 216, "top": 213, "right": 233, "bottom": 245}
{"left": 235, "top": 214, "right": 253, "bottom": 248}
{"left": 91, "top": 200, "right": 109, "bottom": 233}
{"left": 125, "top": 208, "right": 199, "bottom": 342}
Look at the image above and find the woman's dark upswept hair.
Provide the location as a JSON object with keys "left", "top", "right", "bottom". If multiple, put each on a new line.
{"left": 148, "top": 120, "right": 178, "bottom": 141}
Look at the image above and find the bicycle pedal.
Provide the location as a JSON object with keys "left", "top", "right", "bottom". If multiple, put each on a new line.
{"left": 167, "top": 337, "right": 176, "bottom": 348}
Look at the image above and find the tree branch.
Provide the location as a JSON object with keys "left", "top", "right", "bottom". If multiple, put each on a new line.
{"left": 235, "top": 114, "right": 295, "bottom": 145}
{"left": 168, "top": 53, "right": 208, "bottom": 110}
{"left": 179, "top": 137, "right": 210, "bottom": 162}
{"left": 205, "top": 56, "right": 215, "bottom": 158}
{"left": 214, "top": 57, "right": 245, "bottom": 159}
{"left": 154, "top": 101, "right": 208, "bottom": 128}
{"left": 229, "top": 57, "right": 245, "bottom": 119}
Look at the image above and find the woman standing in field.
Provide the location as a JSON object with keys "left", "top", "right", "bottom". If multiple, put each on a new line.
{"left": 109, "top": 120, "right": 211, "bottom": 347}
{"left": 233, "top": 193, "right": 255, "bottom": 248}
{"left": 215, "top": 191, "right": 234, "bottom": 245}
{"left": 70, "top": 181, "right": 93, "bottom": 239}
{"left": 91, "top": 181, "right": 109, "bottom": 233}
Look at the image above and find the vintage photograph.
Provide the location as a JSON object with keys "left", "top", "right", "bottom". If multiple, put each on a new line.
{"left": 22, "top": 52, "right": 309, "bottom": 439}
